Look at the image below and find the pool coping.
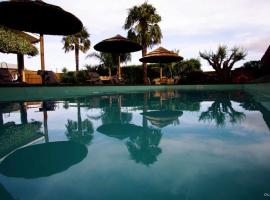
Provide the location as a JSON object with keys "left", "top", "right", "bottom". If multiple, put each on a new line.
{"left": 0, "top": 83, "right": 269, "bottom": 102}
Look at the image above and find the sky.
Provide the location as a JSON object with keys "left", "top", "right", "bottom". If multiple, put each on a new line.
{"left": 1, "top": 0, "right": 270, "bottom": 72}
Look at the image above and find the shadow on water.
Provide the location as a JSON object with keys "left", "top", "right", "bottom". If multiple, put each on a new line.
{"left": 0, "top": 101, "right": 88, "bottom": 179}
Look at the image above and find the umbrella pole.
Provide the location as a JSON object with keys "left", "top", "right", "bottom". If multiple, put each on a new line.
{"left": 40, "top": 34, "right": 45, "bottom": 84}
{"left": 160, "top": 64, "right": 163, "bottom": 80}
{"left": 17, "top": 54, "right": 24, "bottom": 83}
{"left": 118, "top": 55, "right": 121, "bottom": 80}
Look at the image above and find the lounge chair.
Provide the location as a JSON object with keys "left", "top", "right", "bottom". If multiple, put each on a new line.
{"left": 87, "top": 72, "right": 103, "bottom": 85}
{"left": 111, "top": 75, "right": 125, "bottom": 85}
{"left": 0, "top": 68, "right": 18, "bottom": 84}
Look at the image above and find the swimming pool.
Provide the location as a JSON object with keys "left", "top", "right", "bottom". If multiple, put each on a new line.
{"left": 0, "top": 84, "right": 269, "bottom": 200}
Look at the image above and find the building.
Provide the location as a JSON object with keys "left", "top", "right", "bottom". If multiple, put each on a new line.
{"left": 261, "top": 45, "right": 270, "bottom": 74}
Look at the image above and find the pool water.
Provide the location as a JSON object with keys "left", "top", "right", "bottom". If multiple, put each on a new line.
{"left": 0, "top": 88, "right": 270, "bottom": 200}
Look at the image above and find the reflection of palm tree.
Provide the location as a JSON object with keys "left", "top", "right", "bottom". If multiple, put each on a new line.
{"left": 199, "top": 99, "right": 245, "bottom": 126}
{"left": 65, "top": 119, "right": 93, "bottom": 145}
{"left": 126, "top": 128, "right": 162, "bottom": 166}
{"left": 65, "top": 101, "right": 94, "bottom": 145}
{"left": 240, "top": 98, "right": 270, "bottom": 131}
{"left": 91, "top": 95, "right": 132, "bottom": 124}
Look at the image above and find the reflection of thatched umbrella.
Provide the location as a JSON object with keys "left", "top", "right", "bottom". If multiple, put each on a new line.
{"left": 0, "top": 0, "right": 83, "bottom": 83}
{"left": 96, "top": 123, "right": 144, "bottom": 140}
{"left": 94, "top": 34, "right": 142, "bottom": 79}
{"left": 141, "top": 110, "right": 183, "bottom": 128}
{"left": 0, "top": 141, "right": 87, "bottom": 178}
{"left": 140, "top": 47, "right": 183, "bottom": 80}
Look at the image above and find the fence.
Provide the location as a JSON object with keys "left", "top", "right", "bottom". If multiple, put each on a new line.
{"left": 24, "top": 70, "right": 61, "bottom": 84}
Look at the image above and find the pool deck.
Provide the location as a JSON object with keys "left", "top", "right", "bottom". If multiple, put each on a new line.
{"left": 0, "top": 83, "right": 269, "bottom": 102}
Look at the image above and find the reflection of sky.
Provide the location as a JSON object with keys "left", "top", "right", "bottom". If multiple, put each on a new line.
{"left": 0, "top": 92, "right": 270, "bottom": 200}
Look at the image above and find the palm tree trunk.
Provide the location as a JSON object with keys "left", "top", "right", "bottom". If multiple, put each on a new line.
{"left": 142, "top": 45, "right": 148, "bottom": 84}
{"left": 143, "top": 92, "right": 148, "bottom": 128}
{"left": 75, "top": 43, "right": 79, "bottom": 72}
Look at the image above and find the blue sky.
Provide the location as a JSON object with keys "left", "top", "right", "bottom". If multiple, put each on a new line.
{"left": 1, "top": 0, "right": 270, "bottom": 72}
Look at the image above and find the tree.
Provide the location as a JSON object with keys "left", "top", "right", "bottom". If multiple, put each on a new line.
{"left": 173, "top": 58, "right": 201, "bottom": 77}
{"left": 62, "top": 26, "right": 90, "bottom": 72}
{"left": 200, "top": 45, "right": 247, "bottom": 82}
{"left": 241, "top": 60, "right": 263, "bottom": 77}
{"left": 123, "top": 2, "right": 162, "bottom": 84}
{"left": 87, "top": 52, "right": 131, "bottom": 77}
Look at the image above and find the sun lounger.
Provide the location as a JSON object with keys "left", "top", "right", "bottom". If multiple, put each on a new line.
{"left": 87, "top": 72, "right": 103, "bottom": 85}
{"left": 0, "top": 68, "right": 18, "bottom": 84}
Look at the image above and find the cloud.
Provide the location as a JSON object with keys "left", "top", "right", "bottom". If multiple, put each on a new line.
{"left": 1, "top": 0, "right": 270, "bottom": 71}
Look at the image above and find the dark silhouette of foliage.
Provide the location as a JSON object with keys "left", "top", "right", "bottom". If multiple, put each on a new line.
{"left": 124, "top": 2, "right": 162, "bottom": 84}
{"left": 200, "top": 45, "right": 247, "bottom": 82}
{"left": 62, "top": 26, "right": 91, "bottom": 72}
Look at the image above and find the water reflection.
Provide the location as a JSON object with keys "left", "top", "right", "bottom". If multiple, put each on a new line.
{"left": 0, "top": 89, "right": 270, "bottom": 199}
{"left": 97, "top": 123, "right": 162, "bottom": 166}
{"left": 0, "top": 101, "right": 88, "bottom": 179}
{"left": 0, "top": 102, "right": 43, "bottom": 158}
{"left": 0, "top": 183, "right": 14, "bottom": 200}
{"left": 199, "top": 94, "right": 246, "bottom": 127}
{"left": 142, "top": 110, "right": 183, "bottom": 128}
{"left": 65, "top": 101, "right": 94, "bottom": 145}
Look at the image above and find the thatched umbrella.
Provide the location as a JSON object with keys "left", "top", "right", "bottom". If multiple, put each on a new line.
{"left": 96, "top": 123, "right": 144, "bottom": 140}
{"left": 141, "top": 110, "right": 183, "bottom": 128}
{"left": 139, "top": 47, "right": 183, "bottom": 81}
{"left": 0, "top": 141, "right": 87, "bottom": 178}
{"left": 0, "top": 0, "right": 83, "bottom": 84}
{"left": 0, "top": 26, "right": 39, "bottom": 82}
{"left": 94, "top": 34, "right": 142, "bottom": 79}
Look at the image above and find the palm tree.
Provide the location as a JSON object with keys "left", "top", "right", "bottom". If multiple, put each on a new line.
{"left": 87, "top": 52, "right": 131, "bottom": 77}
{"left": 123, "top": 2, "right": 162, "bottom": 84}
{"left": 62, "top": 26, "right": 91, "bottom": 72}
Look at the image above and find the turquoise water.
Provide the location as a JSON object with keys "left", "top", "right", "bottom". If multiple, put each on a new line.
{"left": 0, "top": 88, "right": 270, "bottom": 200}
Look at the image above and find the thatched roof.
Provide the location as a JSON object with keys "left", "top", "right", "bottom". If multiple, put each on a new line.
{"left": 0, "top": 26, "right": 38, "bottom": 55}
{"left": 140, "top": 47, "right": 183, "bottom": 63}
{"left": 94, "top": 34, "right": 142, "bottom": 53}
{"left": 0, "top": 0, "right": 82, "bottom": 35}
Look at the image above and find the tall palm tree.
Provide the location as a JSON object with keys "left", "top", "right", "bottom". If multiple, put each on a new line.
{"left": 123, "top": 2, "right": 162, "bottom": 84}
{"left": 62, "top": 26, "right": 91, "bottom": 72}
{"left": 87, "top": 52, "right": 131, "bottom": 77}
